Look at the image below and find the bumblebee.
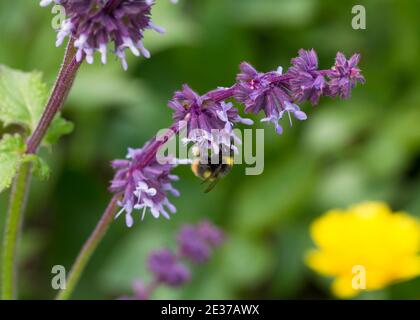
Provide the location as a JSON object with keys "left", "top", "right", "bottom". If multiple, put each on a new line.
{"left": 191, "top": 145, "right": 234, "bottom": 193}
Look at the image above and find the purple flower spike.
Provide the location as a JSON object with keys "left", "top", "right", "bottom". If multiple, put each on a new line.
{"left": 110, "top": 140, "right": 179, "bottom": 227}
{"left": 148, "top": 249, "right": 191, "bottom": 287}
{"left": 41, "top": 0, "right": 168, "bottom": 69}
{"left": 108, "top": 49, "right": 364, "bottom": 228}
{"left": 327, "top": 52, "right": 365, "bottom": 99}
{"left": 288, "top": 49, "right": 326, "bottom": 105}
{"left": 233, "top": 49, "right": 365, "bottom": 134}
{"left": 177, "top": 221, "right": 224, "bottom": 263}
{"left": 169, "top": 85, "right": 252, "bottom": 150}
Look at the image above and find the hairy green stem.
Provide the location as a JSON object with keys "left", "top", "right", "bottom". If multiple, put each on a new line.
{"left": 1, "top": 162, "right": 32, "bottom": 300}
{"left": 1, "top": 39, "right": 81, "bottom": 300}
{"left": 56, "top": 196, "right": 119, "bottom": 300}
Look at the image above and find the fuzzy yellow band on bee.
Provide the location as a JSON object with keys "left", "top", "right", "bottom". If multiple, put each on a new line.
{"left": 191, "top": 159, "right": 200, "bottom": 177}
{"left": 203, "top": 171, "right": 212, "bottom": 179}
{"left": 224, "top": 156, "right": 234, "bottom": 166}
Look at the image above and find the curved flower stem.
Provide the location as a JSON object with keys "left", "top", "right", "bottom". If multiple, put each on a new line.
{"left": 56, "top": 195, "right": 119, "bottom": 300}
{"left": 139, "top": 120, "right": 186, "bottom": 168}
{"left": 1, "top": 162, "right": 32, "bottom": 300}
{"left": 26, "top": 39, "right": 82, "bottom": 154}
{"left": 57, "top": 120, "right": 187, "bottom": 300}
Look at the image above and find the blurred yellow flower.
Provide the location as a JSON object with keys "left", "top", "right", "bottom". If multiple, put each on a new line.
{"left": 305, "top": 202, "right": 420, "bottom": 298}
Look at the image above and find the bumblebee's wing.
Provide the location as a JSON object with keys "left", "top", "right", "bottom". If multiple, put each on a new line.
{"left": 200, "top": 163, "right": 223, "bottom": 185}
{"left": 204, "top": 178, "right": 220, "bottom": 193}
{"left": 200, "top": 174, "right": 212, "bottom": 185}
{"left": 201, "top": 165, "right": 224, "bottom": 192}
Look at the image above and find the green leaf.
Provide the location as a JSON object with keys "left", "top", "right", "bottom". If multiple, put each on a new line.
{"left": 23, "top": 154, "right": 50, "bottom": 180}
{"left": 44, "top": 115, "right": 74, "bottom": 146}
{"left": 0, "top": 134, "right": 25, "bottom": 192}
{"left": 0, "top": 65, "right": 48, "bottom": 132}
{"left": 0, "top": 64, "right": 73, "bottom": 146}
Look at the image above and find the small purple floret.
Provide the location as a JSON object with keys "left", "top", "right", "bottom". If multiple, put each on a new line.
{"left": 288, "top": 49, "right": 326, "bottom": 105}
{"left": 327, "top": 52, "right": 365, "bottom": 99}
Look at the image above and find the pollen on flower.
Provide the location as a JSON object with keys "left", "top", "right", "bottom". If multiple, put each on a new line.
{"left": 305, "top": 202, "right": 420, "bottom": 298}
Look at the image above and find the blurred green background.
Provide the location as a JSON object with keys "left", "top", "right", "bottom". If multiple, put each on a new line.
{"left": 1, "top": 0, "right": 420, "bottom": 299}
